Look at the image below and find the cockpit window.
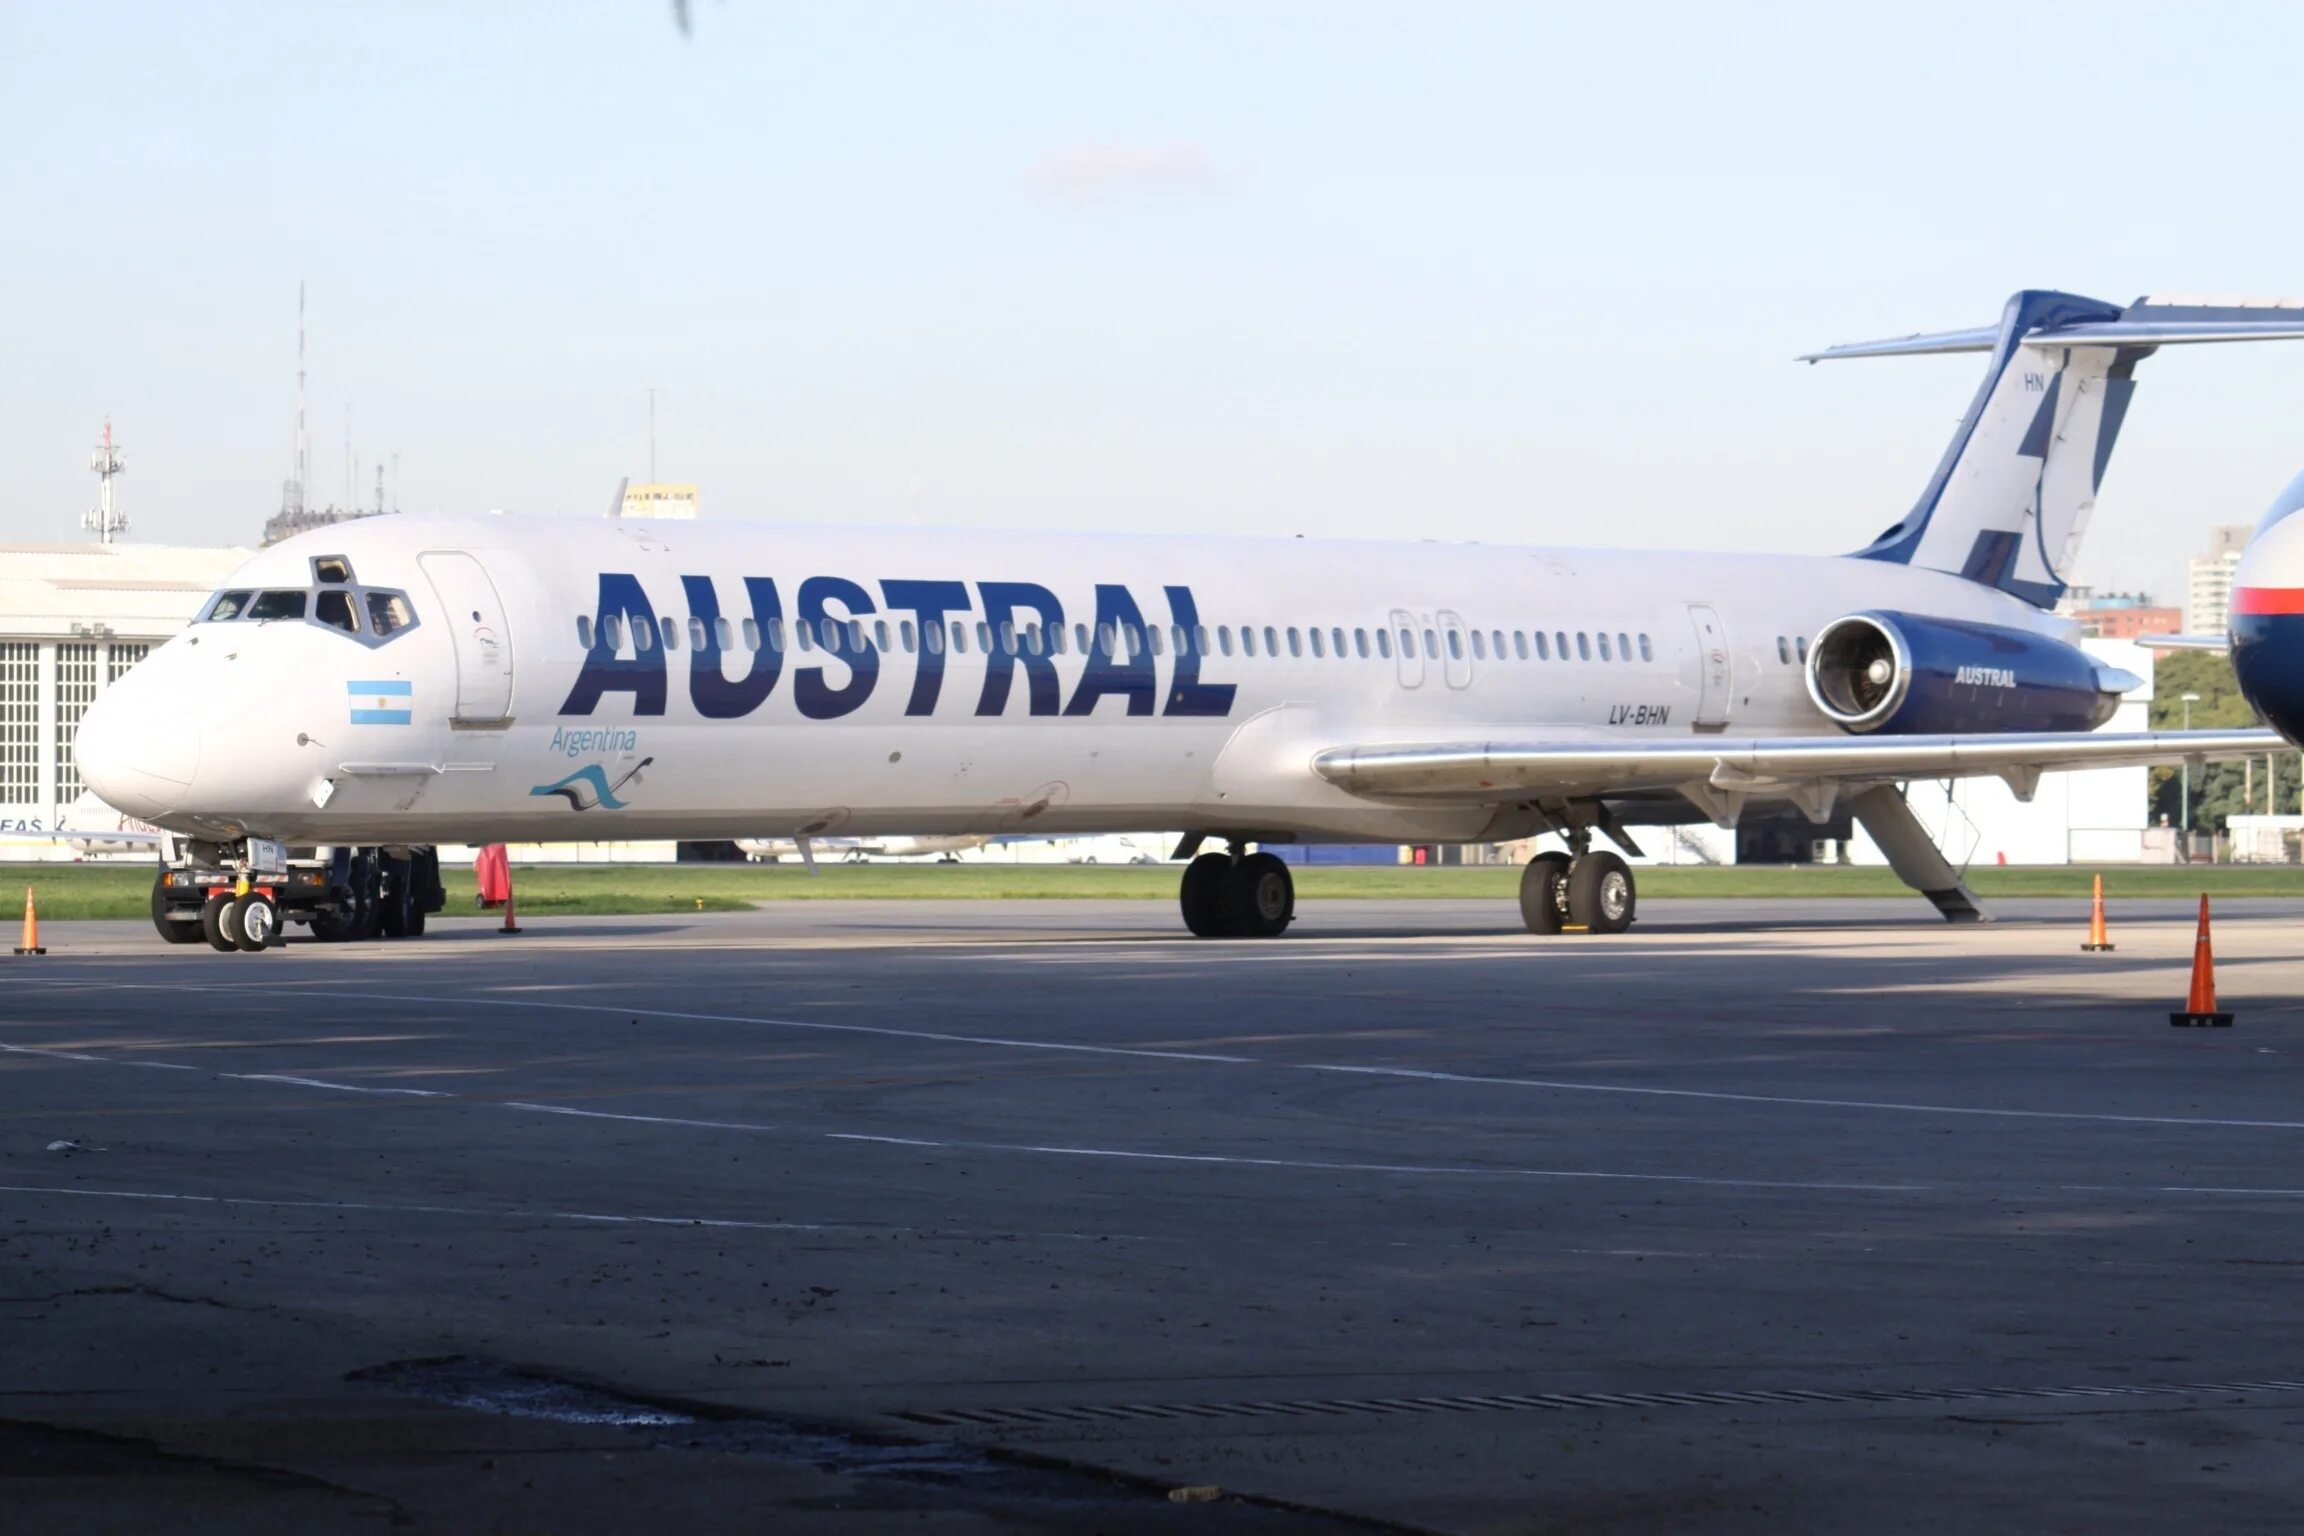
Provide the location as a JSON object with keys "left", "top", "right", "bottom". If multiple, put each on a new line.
{"left": 204, "top": 590, "right": 253, "bottom": 621}
{"left": 247, "top": 589, "right": 309, "bottom": 621}
{"left": 312, "top": 555, "right": 354, "bottom": 585}
{"left": 366, "top": 591, "right": 413, "bottom": 636}
{"left": 315, "top": 589, "right": 359, "bottom": 633}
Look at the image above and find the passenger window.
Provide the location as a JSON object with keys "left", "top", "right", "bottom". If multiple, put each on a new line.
{"left": 249, "top": 589, "right": 308, "bottom": 621}
{"left": 795, "top": 620, "right": 815, "bottom": 653}
{"left": 1448, "top": 629, "right": 1464, "bottom": 660}
{"left": 1050, "top": 625, "right": 1067, "bottom": 656}
{"left": 1074, "top": 623, "right": 1090, "bottom": 654}
{"left": 1355, "top": 628, "right": 1370, "bottom": 658}
{"left": 1513, "top": 632, "right": 1528, "bottom": 660}
{"left": 602, "top": 613, "right": 626, "bottom": 652}
{"left": 1469, "top": 630, "right": 1485, "bottom": 661}
{"left": 849, "top": 620, "right": 867, "bottom": 652}
{"left": 1148, "top": 626, "right": 1164, "bottom": 658}
{"left": 767, "top": 619, "right": 786, "bottom": 653}
{"left": 1598, "top": 633, "right": 1612, "bottom": 661}
{"left": 708, "top": 617, "right": 727, "bottom": 651}
{"left": 367, "top": 592, "right": 413, "bottom": 637}
{"left": 1218, "top": 626, "right": 1233, "bottom": 657}
{"left": 975, "top": 621, "right": 991, "bottom": 653}
{"left": 900, "top": 620, "right": 916, "bottom": 653}
{"left": 1376, "top": 628, "right": 1392, "bottom": 659}
{"left": 1174, "top": 624, "right": 1190, "bottom": 656}
{"left": 661, "top": 616, "right": 680, "bottom": 652}
{"left": 1796, "top": 636, "right": 1808, "bottom": 663}
{"left": 925, "top": 621, "right": 944, "bottom": 655}
{"left": 949, "top": 621, "right": 967, "bottom": 655}
{"left": 1639, "top": 633, "right": 1653, "bottom": 662}
{"left": 1576, "top": 632, "right": 1591, "bottom": 661}
{"left": 1195, "top": 625, "right": 1211, "bottom": 654}
{"left": 1332, "top": 627, "right": 1346, "bottom": 657}
{"left": 1309, "top": 628, "right": 1325, "bottom": 659}
{"left": 1555, "top": 631, "right": 1568, "bottom": 659}
{"left": 742, "top": 618, "right": 761, "bottom": 651}
{"left": 634, "top": 616, "right": 657, "bottom": 652}
{"left": 1096, "top": 622, "right": 1115, "bottom": 655}
{"left": 1263, "top": 625, "right": 1279, "bottom": 657}
{"left": 1026, "top": 625, "right": 1044, "bottom": 656}
{"left": 313, "top": 556, "right": 353, "bottom": 585}
{"left": 1776, "top": 636, "right": 1790, "bottom": 664}
{"left": 1287, "top": 627, "right": 1302, "bottom": 658}
{"left": 315, "top": 589, "right": 358, "bottom": 633}
{"left": 875, "top": 620, "right": 892, "bottom": 652}
{"left": 1533, "top": 631, "right": 1547, "bottom": 660}
{"left": 999, "top": 623, "right": 1017, "bottom": 656}
{"left": 1242, "top": 627, "right": 1258, "bottom": 658}
{"left": 1492, "top": 629, "right": 1506, "bottom": 658}
{"left": 1618, "top": 632, "right": 1631, "bottom": 662}
{"left": 577, "top": 615, "right": 595, "bottom": 650}
{"left": 1422, "top": 628, "right": 1437, "bottom": 658}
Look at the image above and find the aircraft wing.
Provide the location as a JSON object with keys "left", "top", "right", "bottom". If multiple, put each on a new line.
{"left": 1314, "top": 728, "right": 2282, "bottom": 806}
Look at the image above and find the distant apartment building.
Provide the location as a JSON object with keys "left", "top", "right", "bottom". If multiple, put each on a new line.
{"left": 2187, "top": 524, "right": 2252, "bottom": 634}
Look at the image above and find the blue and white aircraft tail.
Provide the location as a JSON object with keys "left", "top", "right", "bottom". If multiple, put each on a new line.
{"left": 1815, "top": 292, "right": 2304, "bottom": 608}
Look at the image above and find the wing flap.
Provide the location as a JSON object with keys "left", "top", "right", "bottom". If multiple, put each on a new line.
{"left": 1313, "top": 729, "right": 2282, "bottom": 802}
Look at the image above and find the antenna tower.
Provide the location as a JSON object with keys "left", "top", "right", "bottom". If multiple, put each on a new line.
{"left": 85, "top": 419, "right": 128, "bottom": 543}
{"left": 281, "top": 282, "right": 309, "bottom": 517}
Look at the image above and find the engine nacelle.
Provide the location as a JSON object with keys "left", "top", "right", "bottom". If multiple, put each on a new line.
{"left": 1804, "top": 611, "right": 2136, "bottom": 735}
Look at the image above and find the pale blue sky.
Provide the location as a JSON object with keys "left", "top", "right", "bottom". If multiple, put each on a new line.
{"left": 6, "top": 1, "right": 2303, "bottom": 604}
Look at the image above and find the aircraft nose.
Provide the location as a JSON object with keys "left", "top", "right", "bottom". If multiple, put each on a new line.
{"left": 75, "top": 686, "right": 201, "bottom": 822}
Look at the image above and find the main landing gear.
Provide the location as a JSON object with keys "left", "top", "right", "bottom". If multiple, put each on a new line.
{"left": 1519, "top": 845, "right": 1636, "bottom": 935}
{"left": 1179, "top": 847, "right": 1295, "bottom": 939}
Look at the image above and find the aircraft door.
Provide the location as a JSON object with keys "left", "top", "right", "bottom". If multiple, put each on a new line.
{"left": 419, "top": 551, "right": 515, "bottom": 723}
{"left": 1687, "top": 603, "right": 1730, "bottom": 729}
{"left": 1387, "top": 608, "right": 1425, "bottom": 689}
{"left": 1437, "top": 610, "right": 1473, "bottom": 690}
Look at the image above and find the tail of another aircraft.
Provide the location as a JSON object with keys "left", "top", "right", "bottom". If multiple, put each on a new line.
{"left": 1808, "top": 291, "right": 2304, "bottom": 608}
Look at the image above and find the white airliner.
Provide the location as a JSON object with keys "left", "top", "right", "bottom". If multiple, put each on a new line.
{"left": 75, "top": 289, "right": 2297, "bottom": 951}
{"left": 735, "top": 833, "right": 988, "bottom": 863}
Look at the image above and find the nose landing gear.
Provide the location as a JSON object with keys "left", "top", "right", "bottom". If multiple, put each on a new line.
{"left": 151, "top": 843, "right": 444, "bottom": 951}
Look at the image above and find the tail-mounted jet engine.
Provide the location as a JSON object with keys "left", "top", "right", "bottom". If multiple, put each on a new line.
{"left": 1805, "top": 611, "right": 2139, "bottom": 735}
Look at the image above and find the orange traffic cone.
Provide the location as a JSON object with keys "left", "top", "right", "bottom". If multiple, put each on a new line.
{"left": 2169, "top": 894, "right": 2233, "bottom": 1027}
{"left": 12, "top": 886, "right": 43, "bottom": 956}
{"left": 494, "top": 879, "right": 522, "bottom": 937}
{"left": 2081, "top": 874, "right": 2114, "bottom": 952}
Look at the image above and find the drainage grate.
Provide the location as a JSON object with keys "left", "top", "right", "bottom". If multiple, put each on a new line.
{"left": 891, "top": 1376, "right": 2304, "bottom": 1430}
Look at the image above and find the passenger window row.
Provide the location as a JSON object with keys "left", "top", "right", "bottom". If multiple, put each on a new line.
{"left": 575, "top": 612, "right": 1658, "bottom": 667}
{"left": 1773, "top": 635, "right": 1809, "bottom": 665}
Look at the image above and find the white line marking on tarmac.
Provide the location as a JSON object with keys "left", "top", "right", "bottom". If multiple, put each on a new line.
{"left": 5, "top": 980, "right": 1255, "bottom": 1065}
{"left": 16, "top": 977, "right": 2304, "bottom": 1133}
{"left": 0, "top": 1183, "right": 1164, "bottom": 1242}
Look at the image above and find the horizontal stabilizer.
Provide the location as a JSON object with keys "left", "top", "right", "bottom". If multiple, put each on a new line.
{"left": 1803, "top": 295, "right": 2304, "bottom": 362}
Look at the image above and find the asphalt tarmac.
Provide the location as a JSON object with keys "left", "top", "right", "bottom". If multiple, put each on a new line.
{"left": 8, "top": 894, "right": 2304, "bottom": 1533}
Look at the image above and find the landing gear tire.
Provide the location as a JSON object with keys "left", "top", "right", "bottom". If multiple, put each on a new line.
{"left": 151, "top": 879, "right": 200, "bottom": 944}
{"left": 1518, "top": 851, "right": 1571, "bottom": 935}
{"left": 1224, "top": 851, "right": 1295, "bottom": 938}
{"left": 1180, "top": 852, "right": 1236, "bottom": 938}
{"left": 1566, "top": 850, "right": 1636, "bottom": 935}
{"left": 227, "top": 893, "right": 280, "bottom": 952}
{"left": 199, "top": 898, "right": 236, "bottom": 953}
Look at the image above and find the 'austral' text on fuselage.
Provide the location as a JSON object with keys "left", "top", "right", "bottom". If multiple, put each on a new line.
{"left": 561, "top": 574, "right": 1239, "bottom": 721}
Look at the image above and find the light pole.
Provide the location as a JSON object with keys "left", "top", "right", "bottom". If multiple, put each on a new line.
{"left": 2180, "top": 692, "right": 2202, "bottom": 847}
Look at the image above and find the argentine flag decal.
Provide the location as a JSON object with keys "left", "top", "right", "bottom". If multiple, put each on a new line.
{"left": 348, "top": 679, "right": 413, "bottom": 725}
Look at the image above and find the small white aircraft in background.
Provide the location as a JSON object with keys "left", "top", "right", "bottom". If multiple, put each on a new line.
{"left": 74, "top": 289, "right": 2295, "bottom": 951}
{"left": 0, "top": 790, "right": 164, "bottom": 858}
{"left": 735, "top": 833, "right": 988, "bottom": 864}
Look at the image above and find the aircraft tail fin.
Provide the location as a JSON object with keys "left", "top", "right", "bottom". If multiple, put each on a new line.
{"left": 1811, "top": 292, "right": 2304, "bottom": 608}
